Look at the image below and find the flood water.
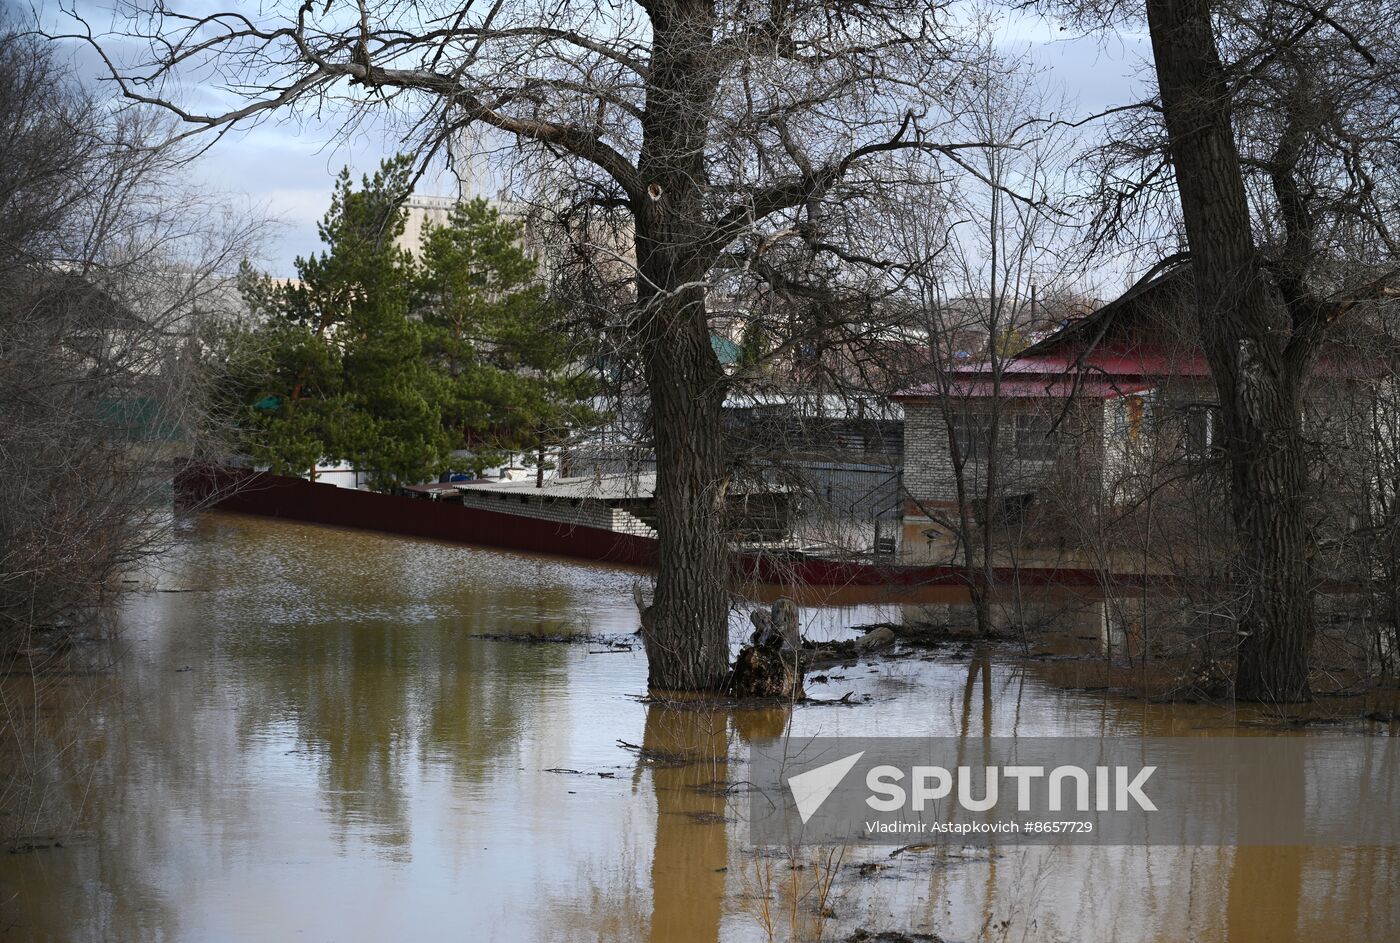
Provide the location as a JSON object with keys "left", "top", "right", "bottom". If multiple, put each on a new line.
{"left": 1, "top": 512, "right": 1397, "bottom": 942}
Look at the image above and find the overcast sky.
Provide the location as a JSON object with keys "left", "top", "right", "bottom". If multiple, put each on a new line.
{"left": 41, "top": 2, "right": 1152, "bottom": 284}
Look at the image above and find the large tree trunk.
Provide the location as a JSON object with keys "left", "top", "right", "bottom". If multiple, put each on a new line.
{"left": 633, "top": 0, "right": 732, "bottom": 692}
{"left": 638, "top": 283, "right": 732, "bottom": 691}
{"left": 1145, "top": 0, "right": 1314, "bottom": 701}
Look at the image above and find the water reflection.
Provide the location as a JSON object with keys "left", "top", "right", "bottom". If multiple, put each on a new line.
{"left": 0, "top": 512, "right": 1396, "bottom": 942}
{"left": 643, "top": 705, "right": 730, "bottom": 943}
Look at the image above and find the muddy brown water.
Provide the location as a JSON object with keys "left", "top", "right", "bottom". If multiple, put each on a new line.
{"left": 1, "top": 512, "right": 1397, "bottom": 942}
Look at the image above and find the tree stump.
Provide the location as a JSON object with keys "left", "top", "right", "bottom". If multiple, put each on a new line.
{"left": 731, "top": 599, "right": 806, "bottom": 699}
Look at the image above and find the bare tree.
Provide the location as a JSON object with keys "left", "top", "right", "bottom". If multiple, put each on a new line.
{"left": 0, "top": 24, "right": 262, "bottom": 834}
{"left": 880, "top": 50, "right": 1078, "bottom": 636}
{"left": 1057, "top": 0, "right": 1400, "bottom": 700}
{"left": 61, "top": 0, "right": 1006, "bottom": 690}
{"left": 0, "top": 27, "right": 260, "bottom": 653}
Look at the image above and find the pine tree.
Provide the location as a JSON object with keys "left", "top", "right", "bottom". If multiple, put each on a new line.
{"left": 416, "top": 198, "right": 598, "bottom": 473}
{"left": 227, "top": 157, "right": 450, "bottom": 487}
{"left": 225, "top": 161, "right": 597, "bottom": 487}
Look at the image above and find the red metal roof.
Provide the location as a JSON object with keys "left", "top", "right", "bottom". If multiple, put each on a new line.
{"left": 950, "top": 377, "right": 1150, "bottom": 399}
{"left": 892, "top": 348, "right": 1197, "bottom": 401}
{"left": 897, "top": 376, "right": 1152, "bottom": 400}
{"left": 893, "top": 256, "right": 1382, "bottom": 404}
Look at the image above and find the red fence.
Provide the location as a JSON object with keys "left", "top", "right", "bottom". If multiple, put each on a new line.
{"left": 178, "top": 466, "right": 1128, "bottom": 589}
{"left": 177, "top": 466, "right": 659, "bottom": 568}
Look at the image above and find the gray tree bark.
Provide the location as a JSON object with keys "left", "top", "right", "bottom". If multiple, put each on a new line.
{"left": 634, "top": 0, "right": 732, "bottom": 691}
{"left": 1145, "top": 0, "right": 1315, "bottom": 701}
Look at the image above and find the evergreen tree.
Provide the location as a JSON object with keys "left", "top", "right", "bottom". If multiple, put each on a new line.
{"left": 738, "top": 321, "right": 768, "bottom": 369}
{"left": 228, "top": 157, "right": 450, "bottom": 487}
{"left": 416, "top": 198, "right": 598, "bottom": 473}
{"left": 224, "top": 161, "right": 597, "bottom": 486}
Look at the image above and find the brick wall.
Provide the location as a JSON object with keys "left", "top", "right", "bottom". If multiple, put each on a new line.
{"left": 902, "top": 399, "right": 1108, "bottom": 515}
{"left": 1100, "top": 380, "right": 1217, "bottom": 506}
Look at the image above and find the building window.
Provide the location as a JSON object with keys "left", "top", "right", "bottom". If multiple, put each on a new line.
{"left": 949, "top": 412, "right": 990, "bottom": 462}
{"left": 1014, "top": 413, "right": 1058, "bottom": 462}
{"left": 1126, "top": 395, "right": 1147, "bottom": 440}
{"left": 1110, "top": 399, "right": 1128, "bottom": 439}
{"left": 1109, "top": 393, "right": 1153, "bottom": 442}
{"left": 1183, "top": 404, "right": 1220, "bottom": 460}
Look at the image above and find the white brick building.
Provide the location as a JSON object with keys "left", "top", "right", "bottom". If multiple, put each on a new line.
{"left": 893, "top": 266, "right": 1225, "bottom": 535}
{"left": 892, "top": 263, "right": 1385, "bottom": 552}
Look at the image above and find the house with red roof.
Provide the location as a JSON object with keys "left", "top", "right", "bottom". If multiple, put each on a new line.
{"left": 891, "top": 263, "right": 1388, "bottom": 566}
